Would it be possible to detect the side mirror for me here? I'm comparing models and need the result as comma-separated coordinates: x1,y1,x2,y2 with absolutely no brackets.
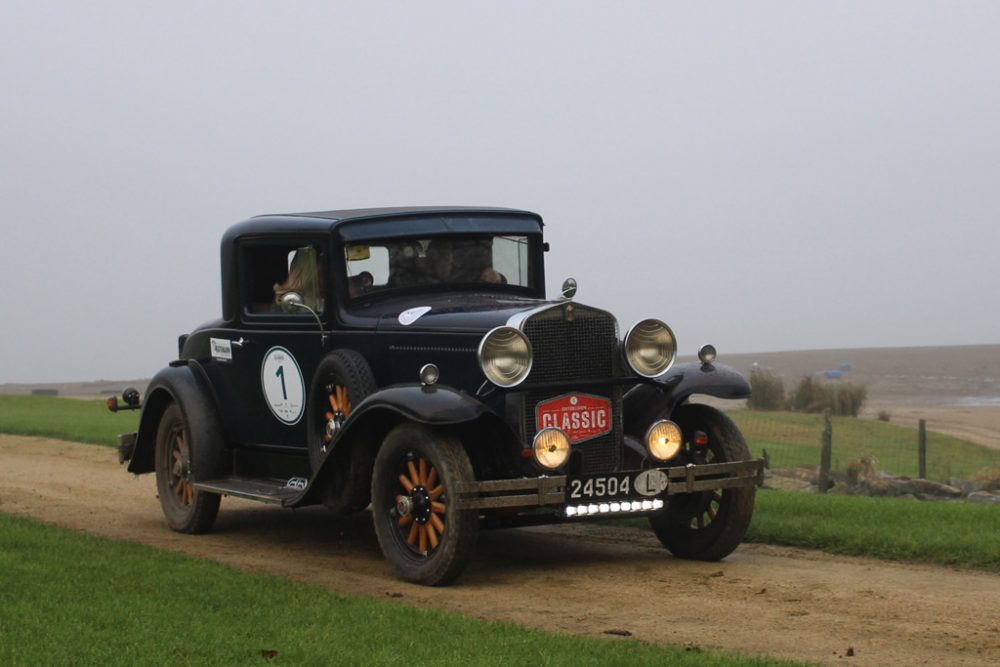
278,291,304,313
560,277,577,300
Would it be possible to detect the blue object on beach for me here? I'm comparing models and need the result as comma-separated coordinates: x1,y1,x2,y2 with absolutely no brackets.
824,370,843,379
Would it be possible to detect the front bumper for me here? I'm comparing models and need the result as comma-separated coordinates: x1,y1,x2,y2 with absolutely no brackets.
453,459,765,512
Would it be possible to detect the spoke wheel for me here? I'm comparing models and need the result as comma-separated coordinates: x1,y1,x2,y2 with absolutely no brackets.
649,404,755,561
393,453,448,556
307,350,375,472
372,424,478,586
322,384,352,448
154,404,220,533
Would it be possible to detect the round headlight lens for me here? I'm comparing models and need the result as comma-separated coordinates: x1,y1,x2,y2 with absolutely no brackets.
533,427,571,469
478,326,532,387
646,420,683,462
625,319,677,377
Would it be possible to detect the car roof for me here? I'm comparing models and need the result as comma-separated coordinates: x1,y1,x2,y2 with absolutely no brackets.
226,206,543,237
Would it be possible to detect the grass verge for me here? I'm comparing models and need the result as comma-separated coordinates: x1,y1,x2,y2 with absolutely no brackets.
746,489,1000,571
729,409,999,480
0,513,802,667
0,395,137,446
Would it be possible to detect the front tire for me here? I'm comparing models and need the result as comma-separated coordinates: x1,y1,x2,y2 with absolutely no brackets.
371,424,479,586
649,404,755,561
154,404,220,533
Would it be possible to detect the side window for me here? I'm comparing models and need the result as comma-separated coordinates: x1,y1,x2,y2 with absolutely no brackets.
244,244,326,315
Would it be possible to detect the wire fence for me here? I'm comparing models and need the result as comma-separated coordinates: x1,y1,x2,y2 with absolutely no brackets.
727,409,1000,485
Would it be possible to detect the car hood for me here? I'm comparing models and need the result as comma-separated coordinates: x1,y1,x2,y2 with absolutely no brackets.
369,293,555,333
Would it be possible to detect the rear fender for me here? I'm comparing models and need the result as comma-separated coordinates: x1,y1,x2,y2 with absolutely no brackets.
623,362,750,436
127,361,228,480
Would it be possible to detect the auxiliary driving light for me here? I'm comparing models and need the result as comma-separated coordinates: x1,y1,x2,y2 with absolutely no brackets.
698,343,717,365
645,419,683,462
533,427,571,469
419,363,440,386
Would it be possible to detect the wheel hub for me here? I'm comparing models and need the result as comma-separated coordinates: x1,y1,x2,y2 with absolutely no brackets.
410,486,432,524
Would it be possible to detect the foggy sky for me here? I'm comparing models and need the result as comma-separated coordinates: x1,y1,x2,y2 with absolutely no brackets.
1,1,998,383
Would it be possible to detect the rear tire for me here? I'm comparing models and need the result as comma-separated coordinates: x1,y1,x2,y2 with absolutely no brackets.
371,423,478,585
649,404,755,561
154,404,220,534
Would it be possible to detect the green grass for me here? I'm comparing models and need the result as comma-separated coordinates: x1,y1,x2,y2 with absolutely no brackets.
730,410,1000,480
0,514,803,667
0,395,137,446
747,490,1000,571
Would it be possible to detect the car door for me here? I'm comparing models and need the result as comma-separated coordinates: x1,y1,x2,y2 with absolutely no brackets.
212,238,330,450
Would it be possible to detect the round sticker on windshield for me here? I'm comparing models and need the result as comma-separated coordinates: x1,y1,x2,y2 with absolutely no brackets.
261,346,305,425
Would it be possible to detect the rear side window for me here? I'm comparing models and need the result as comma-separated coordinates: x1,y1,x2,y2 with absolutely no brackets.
243,243,327,316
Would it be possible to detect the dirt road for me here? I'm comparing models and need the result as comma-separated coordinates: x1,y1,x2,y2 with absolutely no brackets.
2,435,998,666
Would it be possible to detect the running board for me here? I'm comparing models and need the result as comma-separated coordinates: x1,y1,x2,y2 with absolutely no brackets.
193,476,308,505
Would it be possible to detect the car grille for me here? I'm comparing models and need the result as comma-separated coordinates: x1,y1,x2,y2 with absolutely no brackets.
520,305,623,474
522,304,618,384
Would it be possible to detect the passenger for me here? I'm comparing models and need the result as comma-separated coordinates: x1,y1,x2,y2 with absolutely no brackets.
273,249,325,311
450,238,505,284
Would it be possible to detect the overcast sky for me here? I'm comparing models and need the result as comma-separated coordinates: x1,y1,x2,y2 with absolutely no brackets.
1,1,998,383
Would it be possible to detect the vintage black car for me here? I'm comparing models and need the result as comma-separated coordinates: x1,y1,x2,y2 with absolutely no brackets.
115,206,763,585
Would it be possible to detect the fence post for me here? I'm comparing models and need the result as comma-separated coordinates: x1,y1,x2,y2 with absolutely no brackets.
819,409,833,492
918,419,927,479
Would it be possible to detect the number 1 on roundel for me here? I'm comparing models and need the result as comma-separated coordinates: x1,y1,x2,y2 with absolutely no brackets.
275,365,287,400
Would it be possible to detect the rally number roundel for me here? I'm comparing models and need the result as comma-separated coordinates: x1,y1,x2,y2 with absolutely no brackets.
260,346,305,425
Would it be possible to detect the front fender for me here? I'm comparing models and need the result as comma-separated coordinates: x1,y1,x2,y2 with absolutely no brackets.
623,362,750,435
296,384,517,508
127,361,227,480
349,384,496,425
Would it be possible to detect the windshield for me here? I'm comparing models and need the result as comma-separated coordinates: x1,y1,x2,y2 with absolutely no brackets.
344,234,533,298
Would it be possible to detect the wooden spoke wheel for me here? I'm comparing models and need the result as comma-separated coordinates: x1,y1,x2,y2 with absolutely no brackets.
307,350,375,472
371,424,478,586
393,453,448,556
649,404,755,561
154,404,220,534
322,383,353,447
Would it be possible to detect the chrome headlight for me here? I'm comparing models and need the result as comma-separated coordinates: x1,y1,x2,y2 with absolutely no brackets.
478,326,532,387
624,319,677,377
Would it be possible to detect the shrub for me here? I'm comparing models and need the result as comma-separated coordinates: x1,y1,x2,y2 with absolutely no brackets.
747,367,785,411
788,376,826,413
833,383,868,417
787,376,868,417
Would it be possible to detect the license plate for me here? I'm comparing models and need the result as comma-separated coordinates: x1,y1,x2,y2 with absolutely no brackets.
565,469,670,503
535,392,612,443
